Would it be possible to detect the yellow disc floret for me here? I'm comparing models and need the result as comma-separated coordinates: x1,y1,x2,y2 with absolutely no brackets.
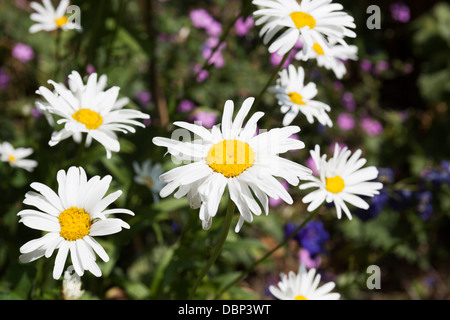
290,11,316,29
142,176,154,188
206,140,255,178
295,295,308,300
288,92,306,106
72,109,103,130
313,43,325,55
8,155,16,163
55,16,68,28
58,207,92,241
325,175,345,194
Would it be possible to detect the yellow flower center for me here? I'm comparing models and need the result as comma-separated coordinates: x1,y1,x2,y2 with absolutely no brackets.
288,92,306,105
58,207,92,241
326,175,345,194
55,16,68,28
313,43,324,55
72,109,103,130
8,155,16,163
142,176,154,188
206,140,255,178
290,11,316,29
295,295,308,300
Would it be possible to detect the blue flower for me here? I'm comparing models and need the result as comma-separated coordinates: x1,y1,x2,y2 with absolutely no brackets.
284,220,330,256
422,161,450,185
415,190,433,221
355,167,392,221
355,189,389,221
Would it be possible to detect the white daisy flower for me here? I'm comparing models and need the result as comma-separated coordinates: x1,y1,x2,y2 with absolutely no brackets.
300,144,383,219
269,265,340,300
296,39,358,79
153,97,312,232
269,64,332,127
253,0,356,57
29,0,78,33
36,71,150,159
133,159,165,203
0,141,38,172
18,166,134,279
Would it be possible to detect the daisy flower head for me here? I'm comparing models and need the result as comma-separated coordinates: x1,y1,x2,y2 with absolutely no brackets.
133,159,165,203
269,64,332,127
300,144,383,219
296,39,358,79
269,265,340,300
29,0,78,34
252,0,356,57
18,166,135,279
0,141,38,172
152,97,312,232
36,71,150,159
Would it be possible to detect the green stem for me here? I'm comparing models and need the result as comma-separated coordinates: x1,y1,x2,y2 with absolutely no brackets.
75,133,87,167
213,208,318,299
54,29,62,78
188,201,236,300
252,49,293,111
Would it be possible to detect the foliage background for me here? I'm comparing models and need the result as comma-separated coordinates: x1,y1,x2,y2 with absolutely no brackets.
0,0,449,300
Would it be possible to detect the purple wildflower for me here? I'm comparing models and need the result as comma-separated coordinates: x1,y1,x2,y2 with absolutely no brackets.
12,43,34,62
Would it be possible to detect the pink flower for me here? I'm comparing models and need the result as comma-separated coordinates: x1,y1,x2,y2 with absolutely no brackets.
361,117,383,136
390,2,410,23
193,64,209,82
202,47,225,68
135,91,152,107
298,248,322,269
341,92,356,111
190,9,214,29
178,99,196,113
12,43,34,62
189,110,217,128
337,113,355,131
375,61,389,75
360,59,372,72
205,20,222,37
86,64,96,75
235,16,254,36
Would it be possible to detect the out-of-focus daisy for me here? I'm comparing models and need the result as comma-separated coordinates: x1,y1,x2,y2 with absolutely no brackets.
18,166,134,279
0,141,38,172
153,97,312,232
62,265,84,300
296,39,358,79
300,144,383,219
253,0,356,56
29,0,78,33
269,265,340,300
133,159,165,203
36,71,149,159
269,64,332,127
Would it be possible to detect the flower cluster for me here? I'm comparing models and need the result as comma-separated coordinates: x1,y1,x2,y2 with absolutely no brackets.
1,0,405,301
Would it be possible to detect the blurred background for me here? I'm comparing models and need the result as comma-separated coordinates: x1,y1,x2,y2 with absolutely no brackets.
0,0,449,300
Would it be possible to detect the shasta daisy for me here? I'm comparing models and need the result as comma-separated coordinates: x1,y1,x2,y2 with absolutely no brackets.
153,97,312,232
300,144,383,219
18,166,134,279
